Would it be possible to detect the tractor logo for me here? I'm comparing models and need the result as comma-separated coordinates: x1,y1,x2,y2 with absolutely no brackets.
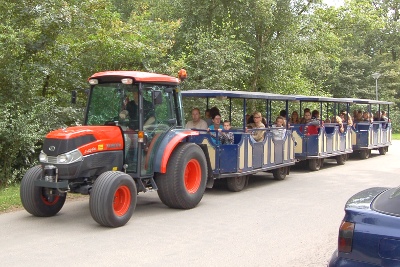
49,146,56,151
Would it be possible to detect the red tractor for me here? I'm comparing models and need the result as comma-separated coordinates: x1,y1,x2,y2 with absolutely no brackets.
20,70,208,227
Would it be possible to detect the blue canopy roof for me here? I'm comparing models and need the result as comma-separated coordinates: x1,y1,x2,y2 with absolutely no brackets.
181,89,297,101
181,89,393,105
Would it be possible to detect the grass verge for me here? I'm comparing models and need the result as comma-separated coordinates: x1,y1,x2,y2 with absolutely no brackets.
0,184,89,214
392,133,400,140
0,184,22,214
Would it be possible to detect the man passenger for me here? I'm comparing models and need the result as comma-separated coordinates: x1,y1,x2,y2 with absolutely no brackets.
185,108,208,129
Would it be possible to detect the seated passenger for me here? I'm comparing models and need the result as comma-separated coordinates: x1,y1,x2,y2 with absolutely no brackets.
362,111,373,123
311,110,320,120
208,113,223,142
354,110,363,123
120,90,155,129
208,113,223,130
271,116,286,140
247,114,254,125
209,106,220,119
340,111,353,126
204,109,213,126
335,116,345,133
218,120,234,145
289,111,300,124
300,111,312,124
185,108,208,129
381,111,389,122
246,111,266,142
374,111,384,121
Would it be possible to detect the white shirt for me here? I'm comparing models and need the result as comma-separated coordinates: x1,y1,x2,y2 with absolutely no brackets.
271,125,286,140
185,119,208,130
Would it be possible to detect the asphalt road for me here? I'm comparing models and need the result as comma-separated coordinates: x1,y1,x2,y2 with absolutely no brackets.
1,141,399,267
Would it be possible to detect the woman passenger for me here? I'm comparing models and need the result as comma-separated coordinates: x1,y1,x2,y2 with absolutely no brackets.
289,111,300,124
362,111,373,123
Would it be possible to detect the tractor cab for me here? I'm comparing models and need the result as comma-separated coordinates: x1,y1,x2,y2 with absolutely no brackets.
86,72,184,177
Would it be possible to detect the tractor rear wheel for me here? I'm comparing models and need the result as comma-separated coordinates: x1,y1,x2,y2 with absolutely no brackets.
20,166,66,217
379,147,387,155
89,171,137,227
227,176,249,192
156,143,207,209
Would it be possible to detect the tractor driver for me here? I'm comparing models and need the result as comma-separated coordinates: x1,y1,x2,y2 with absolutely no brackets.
120,89,155,130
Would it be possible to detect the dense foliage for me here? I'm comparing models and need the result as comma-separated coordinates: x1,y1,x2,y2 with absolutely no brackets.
0,0,399,186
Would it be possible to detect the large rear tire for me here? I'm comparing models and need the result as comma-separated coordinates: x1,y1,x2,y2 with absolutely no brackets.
308,159,322,171
273,167,288,180
20,166,66,217
227,176,249,192
89,171,137,227
156,143,207,209
378,147,387,155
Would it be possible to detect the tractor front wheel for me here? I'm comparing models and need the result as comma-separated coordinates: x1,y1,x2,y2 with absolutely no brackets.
20,166,66,217
89,171,137,227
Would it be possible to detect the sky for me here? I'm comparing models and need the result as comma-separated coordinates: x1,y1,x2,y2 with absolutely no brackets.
323,0,345,7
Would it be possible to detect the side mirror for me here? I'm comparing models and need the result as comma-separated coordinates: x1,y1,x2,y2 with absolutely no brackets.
71,90,77,104
152,90,163,105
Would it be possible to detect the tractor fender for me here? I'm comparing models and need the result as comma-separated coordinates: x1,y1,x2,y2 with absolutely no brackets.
153,130,200,173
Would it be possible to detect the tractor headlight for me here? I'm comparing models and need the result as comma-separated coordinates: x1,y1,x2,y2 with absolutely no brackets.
57,149,83,164
39,151,48,163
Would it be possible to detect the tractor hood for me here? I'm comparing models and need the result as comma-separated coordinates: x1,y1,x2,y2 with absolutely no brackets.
43,126,124,157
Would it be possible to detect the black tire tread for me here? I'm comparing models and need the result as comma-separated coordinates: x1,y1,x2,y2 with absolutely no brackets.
227,176,248,192
20,165,66,217
273,167,287,180
89,171,137,227
156,143,207,209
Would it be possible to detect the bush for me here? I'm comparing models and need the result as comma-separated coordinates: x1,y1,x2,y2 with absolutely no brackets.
0,98,83,187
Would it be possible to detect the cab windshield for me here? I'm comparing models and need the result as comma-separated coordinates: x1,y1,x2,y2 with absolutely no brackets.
85,82,183,130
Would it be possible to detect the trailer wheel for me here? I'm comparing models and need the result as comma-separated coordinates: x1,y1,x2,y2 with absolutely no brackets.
20,166,66,217
227,176,249,192
359,149,371,159
273,167,287,180
156,143,207,209
378,147,387,155
308,159,322,171
336,154,347,165
90,171,137,228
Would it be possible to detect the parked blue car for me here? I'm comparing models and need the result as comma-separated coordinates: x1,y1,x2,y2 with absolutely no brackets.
329,186,400,266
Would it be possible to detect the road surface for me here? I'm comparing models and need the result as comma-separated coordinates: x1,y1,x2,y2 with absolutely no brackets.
1,141,399,266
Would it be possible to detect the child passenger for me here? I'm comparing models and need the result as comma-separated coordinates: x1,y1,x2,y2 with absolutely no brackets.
218,120,234,144
271,116,286,140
